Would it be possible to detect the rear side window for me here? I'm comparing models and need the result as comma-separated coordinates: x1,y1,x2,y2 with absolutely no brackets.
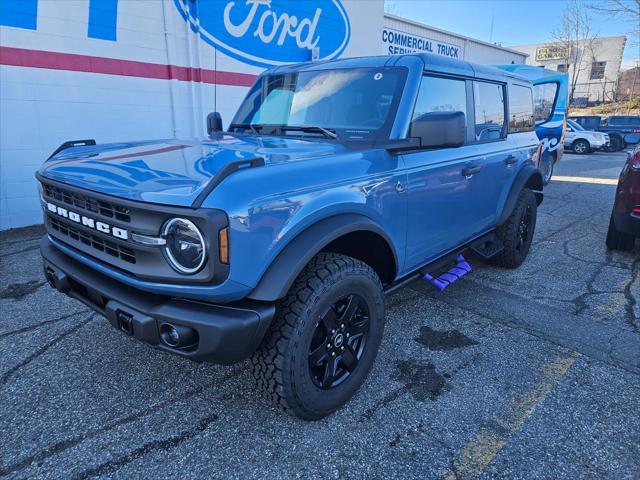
508,85,535,133
533,82,558,123
412,76,467,120
473,81,505,142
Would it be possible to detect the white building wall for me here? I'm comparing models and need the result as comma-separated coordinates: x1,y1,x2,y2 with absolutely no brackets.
382,13,527,64
0,0,383,230
513,36,626,103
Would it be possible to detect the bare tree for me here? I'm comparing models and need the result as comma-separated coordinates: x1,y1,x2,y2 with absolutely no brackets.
551,0,598,104
589,0,640,47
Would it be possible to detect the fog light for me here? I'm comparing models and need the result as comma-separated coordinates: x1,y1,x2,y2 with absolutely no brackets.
159,323,198,349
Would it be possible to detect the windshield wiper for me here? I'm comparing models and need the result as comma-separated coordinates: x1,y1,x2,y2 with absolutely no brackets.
228,123,261,134
278,125,338,139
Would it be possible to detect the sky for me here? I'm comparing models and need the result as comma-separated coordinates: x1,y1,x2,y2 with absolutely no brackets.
385,0,640,69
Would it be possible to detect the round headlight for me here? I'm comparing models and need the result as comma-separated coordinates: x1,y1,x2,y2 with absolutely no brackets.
162,218,206,274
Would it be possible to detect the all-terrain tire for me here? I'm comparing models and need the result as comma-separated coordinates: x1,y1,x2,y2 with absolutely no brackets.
606,212,635,251
250,253,385,420
490,188,537,268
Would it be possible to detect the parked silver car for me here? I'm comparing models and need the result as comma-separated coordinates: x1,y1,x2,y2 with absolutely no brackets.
564,119,610,154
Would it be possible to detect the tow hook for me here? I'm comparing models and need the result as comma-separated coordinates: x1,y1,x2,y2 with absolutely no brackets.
117,311,134,335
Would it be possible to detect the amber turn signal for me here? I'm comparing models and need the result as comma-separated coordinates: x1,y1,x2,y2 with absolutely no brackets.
218,227,229,264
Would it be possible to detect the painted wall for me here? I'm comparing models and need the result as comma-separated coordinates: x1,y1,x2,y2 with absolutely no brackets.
383,14,528,64
513,36,626,103
0,0,383,230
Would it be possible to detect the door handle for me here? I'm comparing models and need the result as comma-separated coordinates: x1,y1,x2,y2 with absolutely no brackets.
505,155,518,165
461,163,482,177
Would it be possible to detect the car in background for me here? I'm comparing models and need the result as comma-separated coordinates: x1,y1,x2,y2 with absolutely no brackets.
607,145,640,251
495,65,568,185
564,119,609,154
570,115,640,152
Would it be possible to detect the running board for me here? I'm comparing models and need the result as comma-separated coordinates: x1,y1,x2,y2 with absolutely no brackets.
421,255,472,293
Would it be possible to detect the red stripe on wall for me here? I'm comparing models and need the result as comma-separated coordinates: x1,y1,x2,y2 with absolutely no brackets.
0,46,257,87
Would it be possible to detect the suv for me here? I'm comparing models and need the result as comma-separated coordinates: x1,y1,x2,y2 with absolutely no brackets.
564,119,610,154
570,115,640,151
39,54,543,419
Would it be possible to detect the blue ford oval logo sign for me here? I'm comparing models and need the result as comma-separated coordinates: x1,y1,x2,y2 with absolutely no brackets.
173,0,351,68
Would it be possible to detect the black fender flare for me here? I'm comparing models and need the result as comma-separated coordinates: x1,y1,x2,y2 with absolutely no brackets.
497,165,543,226
247,214,398,302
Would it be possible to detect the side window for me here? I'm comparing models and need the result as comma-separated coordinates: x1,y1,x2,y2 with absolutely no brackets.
509,85,535,133
473,81,505,142
412,76,467,120
533,82,558,123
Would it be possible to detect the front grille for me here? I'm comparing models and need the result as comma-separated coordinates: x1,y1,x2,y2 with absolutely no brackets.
43,183,131,222
48,215,136,264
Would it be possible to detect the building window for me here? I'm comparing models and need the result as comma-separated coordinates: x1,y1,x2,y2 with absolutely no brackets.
590,61,606,80
557,64,568,73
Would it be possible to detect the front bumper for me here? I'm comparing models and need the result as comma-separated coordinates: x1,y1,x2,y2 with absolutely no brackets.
41,236,275,364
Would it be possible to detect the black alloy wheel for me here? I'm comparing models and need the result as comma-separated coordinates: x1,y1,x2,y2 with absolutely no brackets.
516,203,533,253
309,294,370,389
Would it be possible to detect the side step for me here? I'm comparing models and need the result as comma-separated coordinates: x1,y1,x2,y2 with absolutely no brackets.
422,255,472,293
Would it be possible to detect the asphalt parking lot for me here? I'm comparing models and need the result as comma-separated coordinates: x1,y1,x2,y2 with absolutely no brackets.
1,150,639,480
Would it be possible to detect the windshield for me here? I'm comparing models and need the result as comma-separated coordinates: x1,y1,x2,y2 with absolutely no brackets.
568,119,585,131
231,67,407,141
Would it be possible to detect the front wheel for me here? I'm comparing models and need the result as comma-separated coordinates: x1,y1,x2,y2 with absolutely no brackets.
572,139,590,154
251,253,385,420
490,188,537,268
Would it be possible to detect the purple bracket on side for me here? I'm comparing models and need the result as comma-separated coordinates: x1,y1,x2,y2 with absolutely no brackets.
422,255,472,293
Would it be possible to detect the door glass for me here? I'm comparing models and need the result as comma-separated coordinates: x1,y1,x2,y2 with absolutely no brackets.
473,82,505,141
509,85,535,133
533,82,558,123
412,76,467,120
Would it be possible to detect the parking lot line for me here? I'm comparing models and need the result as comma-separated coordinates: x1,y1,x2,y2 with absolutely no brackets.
552,175,618,185
441,351,579,480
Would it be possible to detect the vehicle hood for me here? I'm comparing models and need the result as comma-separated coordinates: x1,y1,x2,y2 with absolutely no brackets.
580,130,606,139
39,135,350,207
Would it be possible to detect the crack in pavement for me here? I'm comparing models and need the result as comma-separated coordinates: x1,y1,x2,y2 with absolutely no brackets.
622,257,640,334
0,314,95,386
70,413,219,480
0,309,90,340
0,244,40,259
0,368,241,477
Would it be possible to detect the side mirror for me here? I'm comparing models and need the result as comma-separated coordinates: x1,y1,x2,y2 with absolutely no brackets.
410,111,466,149
207,112,223,135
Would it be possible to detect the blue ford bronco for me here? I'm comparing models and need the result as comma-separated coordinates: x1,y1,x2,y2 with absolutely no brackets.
39,53,543,419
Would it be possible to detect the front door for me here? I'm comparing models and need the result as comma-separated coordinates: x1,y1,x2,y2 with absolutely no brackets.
403,76,512,271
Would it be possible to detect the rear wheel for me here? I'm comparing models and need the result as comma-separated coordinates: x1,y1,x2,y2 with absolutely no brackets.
251,253,384,420
490,188,537,268
606,213,635,251
541,152,555,185
572,139,590,154
608,135,623,152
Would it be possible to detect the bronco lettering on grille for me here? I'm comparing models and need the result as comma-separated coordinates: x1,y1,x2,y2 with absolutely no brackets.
46,202,129,240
